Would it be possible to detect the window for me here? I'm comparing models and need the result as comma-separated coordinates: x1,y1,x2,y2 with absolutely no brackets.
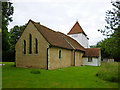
29,34,32,54
23,40,26,54
88,57,92,62
35,38,38,54
59,50,61,59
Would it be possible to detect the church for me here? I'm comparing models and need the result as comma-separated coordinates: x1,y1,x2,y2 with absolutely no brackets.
15,20,101,69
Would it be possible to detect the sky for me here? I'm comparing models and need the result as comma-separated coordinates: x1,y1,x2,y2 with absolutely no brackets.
8,0,113,46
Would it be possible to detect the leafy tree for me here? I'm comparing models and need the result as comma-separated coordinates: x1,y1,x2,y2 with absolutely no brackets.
98,0,120,36
2,2,14,61
90,45,97,48
98,0,120,60
9,25,26,61
90,40,111,59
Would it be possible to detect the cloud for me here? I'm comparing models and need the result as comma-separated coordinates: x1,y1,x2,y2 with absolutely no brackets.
8,0,112,45
12,0,111,3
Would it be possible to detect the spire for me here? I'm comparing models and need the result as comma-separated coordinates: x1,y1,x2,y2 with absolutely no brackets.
67,21,87,36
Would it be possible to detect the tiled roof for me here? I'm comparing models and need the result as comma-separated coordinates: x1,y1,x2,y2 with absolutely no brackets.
67,21,87,36
31,20,85,51
83,48,100,57
57,32,85,51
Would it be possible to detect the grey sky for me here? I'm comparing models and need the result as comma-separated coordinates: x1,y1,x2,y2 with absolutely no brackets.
9,0,113,45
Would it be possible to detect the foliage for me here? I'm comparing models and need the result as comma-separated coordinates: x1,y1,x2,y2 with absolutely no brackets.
90,45,96,48
98,0,120,60
96,62,118,82
91,38,118,59
9,25,26,46
98,0,120,36
2,62,118,88
2,2,14,61
9,25,26,61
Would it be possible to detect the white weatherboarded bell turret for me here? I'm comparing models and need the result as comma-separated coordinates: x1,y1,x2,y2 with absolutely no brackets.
67,21,89,48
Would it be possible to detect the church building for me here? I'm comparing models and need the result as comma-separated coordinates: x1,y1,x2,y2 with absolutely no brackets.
15,20,101,69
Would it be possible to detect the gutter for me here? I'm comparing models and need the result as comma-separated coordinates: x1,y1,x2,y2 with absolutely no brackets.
74,51,75,66
96,56,99,66
47,46,49,70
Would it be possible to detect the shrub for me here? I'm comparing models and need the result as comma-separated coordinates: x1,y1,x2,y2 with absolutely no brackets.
96,62,118,82
30,70,40,74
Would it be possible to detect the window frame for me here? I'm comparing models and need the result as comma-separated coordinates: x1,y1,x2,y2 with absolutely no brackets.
29,34,32,54
23,40,26,54
35,38,38,54
59,50,61,59
88,57,92,62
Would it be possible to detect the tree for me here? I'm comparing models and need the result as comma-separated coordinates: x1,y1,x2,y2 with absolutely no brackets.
9,25,26,61
90,39,111,59
2,2,14,61
98,0,120,60
98,0,120,36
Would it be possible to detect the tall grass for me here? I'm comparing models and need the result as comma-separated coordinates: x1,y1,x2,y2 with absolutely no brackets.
97,62,118,82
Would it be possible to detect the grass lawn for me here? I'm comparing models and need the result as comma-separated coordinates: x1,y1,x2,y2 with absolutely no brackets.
97,62,118,82
1,62,118,88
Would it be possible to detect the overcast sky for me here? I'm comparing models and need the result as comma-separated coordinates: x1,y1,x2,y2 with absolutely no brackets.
9,0,113,45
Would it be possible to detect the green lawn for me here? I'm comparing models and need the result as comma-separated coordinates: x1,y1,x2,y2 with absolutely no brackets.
1,62,118,88
97,62,118,82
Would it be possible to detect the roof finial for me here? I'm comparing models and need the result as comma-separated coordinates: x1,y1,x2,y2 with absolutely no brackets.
76,18,78,22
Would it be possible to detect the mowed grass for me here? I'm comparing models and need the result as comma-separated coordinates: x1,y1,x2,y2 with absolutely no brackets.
1,62,118,88
97,62,119,82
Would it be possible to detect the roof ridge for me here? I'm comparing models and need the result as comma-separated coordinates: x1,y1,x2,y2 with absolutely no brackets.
57,32,85,51
30,20,85,51
29,19,38,24
34,23,81,50
60,32,85,49
32,22,74,50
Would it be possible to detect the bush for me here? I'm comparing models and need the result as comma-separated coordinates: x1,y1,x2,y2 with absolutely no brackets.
30,70,40,74
96,62,118,82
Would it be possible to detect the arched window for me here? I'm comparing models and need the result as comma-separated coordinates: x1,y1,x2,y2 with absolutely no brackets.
35,38,38,54
29,34,32,54
23,40,26,54
59,50,61,59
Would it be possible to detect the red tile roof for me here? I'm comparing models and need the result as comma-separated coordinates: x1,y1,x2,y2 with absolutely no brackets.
83,48,100,57
31,20,85,51
67,21,87,36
